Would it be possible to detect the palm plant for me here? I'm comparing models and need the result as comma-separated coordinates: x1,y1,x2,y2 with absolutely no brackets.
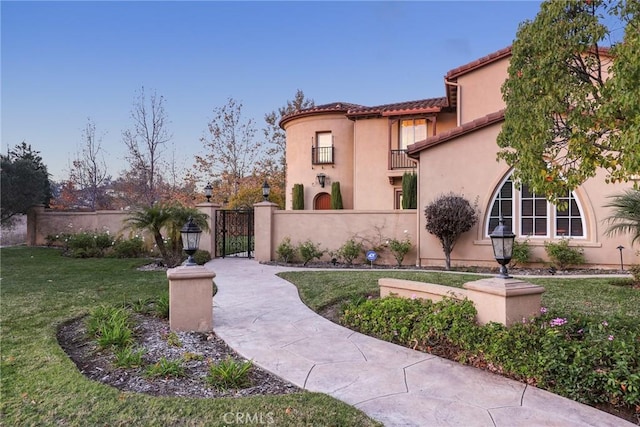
604,189,640,246
125,203,209,267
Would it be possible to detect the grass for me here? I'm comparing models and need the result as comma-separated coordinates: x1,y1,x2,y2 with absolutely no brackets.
280,270,640,320
0,247,381,426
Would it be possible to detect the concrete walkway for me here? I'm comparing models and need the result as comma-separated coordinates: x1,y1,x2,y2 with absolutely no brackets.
207,258,633,427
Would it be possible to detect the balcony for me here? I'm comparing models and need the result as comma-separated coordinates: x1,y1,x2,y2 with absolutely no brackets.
312,146,334,165
390,149,416,169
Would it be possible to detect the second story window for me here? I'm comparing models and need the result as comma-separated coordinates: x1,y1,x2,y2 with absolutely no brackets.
313,131,334,164
400,118,427,149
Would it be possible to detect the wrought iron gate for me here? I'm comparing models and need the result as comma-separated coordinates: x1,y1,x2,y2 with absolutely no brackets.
214,209,254,258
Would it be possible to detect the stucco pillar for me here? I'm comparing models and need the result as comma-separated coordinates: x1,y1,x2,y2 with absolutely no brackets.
253,201,278,262
196,202,221,257
167,265,216,332
463,278,545,327
26,205,45,246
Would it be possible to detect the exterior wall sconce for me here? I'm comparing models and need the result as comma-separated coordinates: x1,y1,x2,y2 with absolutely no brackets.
317,173,327,188
489,216,515,278
180,217,202,266
204,183,213,202
262,180,271,201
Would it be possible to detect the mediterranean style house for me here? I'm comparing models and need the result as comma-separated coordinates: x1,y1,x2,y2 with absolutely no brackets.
279,46,639,269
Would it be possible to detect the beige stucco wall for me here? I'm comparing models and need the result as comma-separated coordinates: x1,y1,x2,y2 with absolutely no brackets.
284,114,355,210
457,58,508,124
268,210,418,265
27,206,134,246
416,123,640,269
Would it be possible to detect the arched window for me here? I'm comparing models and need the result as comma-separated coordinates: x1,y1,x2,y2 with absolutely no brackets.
486,175,585,238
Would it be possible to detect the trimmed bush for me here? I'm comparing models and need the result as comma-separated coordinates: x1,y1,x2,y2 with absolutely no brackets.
544,239,585,269
292,184,304,210
401,172,417,209
331,182,343,209
193,249,212,265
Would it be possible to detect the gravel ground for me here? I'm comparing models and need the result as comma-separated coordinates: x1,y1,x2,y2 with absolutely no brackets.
57,313,301,398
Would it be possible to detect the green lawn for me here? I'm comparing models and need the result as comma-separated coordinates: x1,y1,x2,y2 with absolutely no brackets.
0,247,381,427
280,270,640,320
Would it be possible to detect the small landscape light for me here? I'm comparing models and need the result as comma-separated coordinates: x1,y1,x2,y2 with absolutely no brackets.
262,180,270,201
204,183,213,203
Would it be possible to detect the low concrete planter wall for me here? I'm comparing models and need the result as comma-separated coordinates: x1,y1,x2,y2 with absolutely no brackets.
379,277,545,327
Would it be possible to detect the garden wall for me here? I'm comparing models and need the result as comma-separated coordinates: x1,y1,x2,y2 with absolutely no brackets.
254,202,418,266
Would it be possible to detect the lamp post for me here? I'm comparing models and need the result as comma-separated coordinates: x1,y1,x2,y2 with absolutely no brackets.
180,217,202,266
489,216,516,278
617,245,624,271
262,180,270,201
204,183,212,203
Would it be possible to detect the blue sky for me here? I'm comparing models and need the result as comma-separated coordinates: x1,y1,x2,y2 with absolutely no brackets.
2,1,543,182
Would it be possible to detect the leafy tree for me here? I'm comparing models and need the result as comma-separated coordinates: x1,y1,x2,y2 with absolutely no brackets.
195,98,262,202
401,172,417,209
604,188,640,246
331,182,343,209
122,87,171,206
497,0,640,202
124,203,209,267
424,193,478,270
1,142,52,225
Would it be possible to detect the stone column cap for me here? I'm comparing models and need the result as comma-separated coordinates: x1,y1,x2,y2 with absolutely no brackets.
166,265,216,280
463,277,545,297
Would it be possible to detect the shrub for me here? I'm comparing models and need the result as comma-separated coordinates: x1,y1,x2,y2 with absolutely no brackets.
114,346,145,368
510,239,531,268
112,236,146,258
629,264,640,284
193,249,212,265
292,184,304,210
544,239,585,269
387,236,412,267
336,238,363,265
145,357,185,378
298,240,325,266
276,237,296,263
424,193,479,270
86,305,133,349
331,182,343,209
401,172,417,209
154,293,170,319
206,356,253,390
341,297,640,413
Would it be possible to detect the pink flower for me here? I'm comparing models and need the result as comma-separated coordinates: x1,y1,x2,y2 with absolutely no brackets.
602,321,608,327
549,318,567,327
540,307,548,314
608,335,614,341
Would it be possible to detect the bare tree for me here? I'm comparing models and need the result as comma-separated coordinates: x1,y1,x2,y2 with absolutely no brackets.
67,118,110,210
194,98,262,200
122,87,171,206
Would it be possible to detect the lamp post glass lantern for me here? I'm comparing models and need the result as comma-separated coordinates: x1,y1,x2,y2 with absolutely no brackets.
204,183,213,203
490,216,515,278
180,217,202,266
262,180,270,201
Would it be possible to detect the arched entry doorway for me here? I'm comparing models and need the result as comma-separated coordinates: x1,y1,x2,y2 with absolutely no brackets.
314,192,331,210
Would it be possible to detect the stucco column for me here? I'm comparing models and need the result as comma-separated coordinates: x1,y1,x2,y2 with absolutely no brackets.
463,278,546,327
253,201,278,262
167,265,216,332
26,205,46,246
196,202,221,257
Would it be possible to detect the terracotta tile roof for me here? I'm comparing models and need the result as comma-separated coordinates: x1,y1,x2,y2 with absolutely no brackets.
346,97,449,118
445,46,513,80
279,102,363,128
407,109,505,157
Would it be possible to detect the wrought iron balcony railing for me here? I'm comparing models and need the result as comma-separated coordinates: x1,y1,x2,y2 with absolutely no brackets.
312,146,334,165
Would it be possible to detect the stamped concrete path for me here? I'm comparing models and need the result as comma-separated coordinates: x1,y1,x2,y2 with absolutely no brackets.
207,258,633,427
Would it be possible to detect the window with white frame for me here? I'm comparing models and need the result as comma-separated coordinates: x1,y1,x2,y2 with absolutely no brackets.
400,118,427,149
313,131,333,164
486,176,585,238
